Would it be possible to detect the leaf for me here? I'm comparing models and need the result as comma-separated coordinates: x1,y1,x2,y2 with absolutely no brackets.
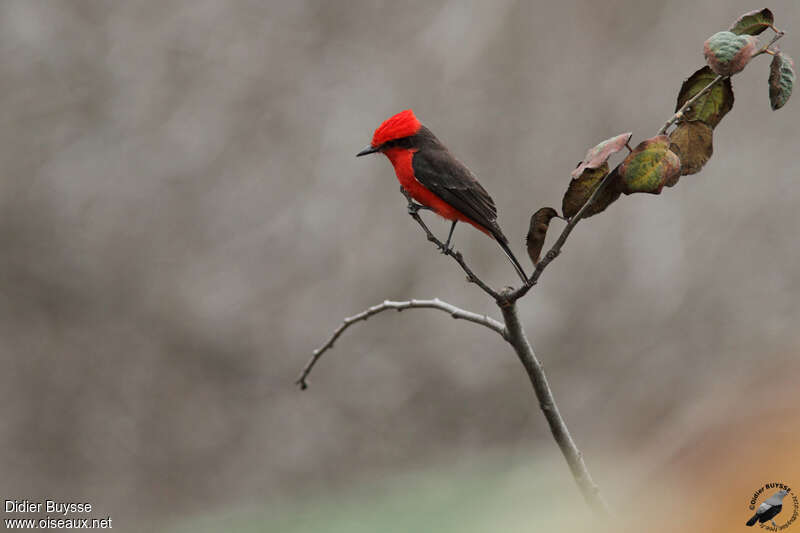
619,136,681,195
570,132,632,179
668,121,713,177
526,207,559,265
729,8,774,36
769,52,796,110
704,31,758,76
582,165,623,219
562,162,621,219
676,66,734,128
563,163,608,218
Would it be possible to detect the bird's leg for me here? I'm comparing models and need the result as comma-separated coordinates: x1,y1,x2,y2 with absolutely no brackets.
400,186,431,215
442,220,457,253
407,202,432,215
772,520,778,528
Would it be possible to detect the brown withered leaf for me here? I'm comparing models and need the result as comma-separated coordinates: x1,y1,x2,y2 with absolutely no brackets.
676,66,734,128
571,132,632,179
526,207,559,266
563,163,623,219
669,121,713,177
563,163,608,218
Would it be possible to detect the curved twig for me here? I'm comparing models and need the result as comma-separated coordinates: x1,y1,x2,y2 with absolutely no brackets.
296,298,507,389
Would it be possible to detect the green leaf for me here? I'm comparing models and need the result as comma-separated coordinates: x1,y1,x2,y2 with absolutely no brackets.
729,8,774,36
704,31,758,76
619,136,681,195
675,66,734,128
668,121,713,178
570,132,631,179
769,52,795,110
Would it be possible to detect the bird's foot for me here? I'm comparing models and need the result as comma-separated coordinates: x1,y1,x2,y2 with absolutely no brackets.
407,202,430,215
438,241,454,254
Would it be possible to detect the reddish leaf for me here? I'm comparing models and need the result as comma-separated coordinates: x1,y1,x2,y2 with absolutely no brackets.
571,132,632,179
704,31,758,76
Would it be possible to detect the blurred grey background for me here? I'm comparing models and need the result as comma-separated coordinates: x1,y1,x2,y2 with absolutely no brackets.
1,1,798,532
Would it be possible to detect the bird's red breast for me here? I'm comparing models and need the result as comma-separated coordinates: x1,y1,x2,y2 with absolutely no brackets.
383,146,491,236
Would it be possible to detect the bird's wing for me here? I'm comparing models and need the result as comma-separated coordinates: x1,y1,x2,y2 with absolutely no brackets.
757,502,772,514
411,148,502,237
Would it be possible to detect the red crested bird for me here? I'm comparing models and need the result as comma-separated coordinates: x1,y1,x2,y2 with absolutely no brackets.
357,109,528,283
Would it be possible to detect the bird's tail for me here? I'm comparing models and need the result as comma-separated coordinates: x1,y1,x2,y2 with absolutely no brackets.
495,238,528,284
746,514,759,526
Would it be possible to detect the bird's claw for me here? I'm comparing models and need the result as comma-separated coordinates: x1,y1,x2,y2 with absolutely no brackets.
407,202,428,215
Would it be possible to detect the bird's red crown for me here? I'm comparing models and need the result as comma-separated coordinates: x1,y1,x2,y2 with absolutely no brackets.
371,109,422,147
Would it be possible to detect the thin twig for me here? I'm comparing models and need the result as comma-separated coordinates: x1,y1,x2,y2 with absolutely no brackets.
499,297,610,515
511,27,787,301
657,27,785,136
508,165,620,302
752,28,785,59
401,188,501,300
657,74,726,136
296,298,507,389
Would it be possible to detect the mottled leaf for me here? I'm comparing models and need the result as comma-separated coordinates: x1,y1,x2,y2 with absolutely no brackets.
729,8,774,36
769,52,796,110
570,132,632,179
704,31,758,76
619,136,681,195
676,66,734,128
563,163,608,218
583,165,623,219
562,162,621,219
526,207,559,265
668,121,713,177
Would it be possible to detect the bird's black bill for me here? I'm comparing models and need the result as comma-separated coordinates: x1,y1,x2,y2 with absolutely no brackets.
356,145,379,157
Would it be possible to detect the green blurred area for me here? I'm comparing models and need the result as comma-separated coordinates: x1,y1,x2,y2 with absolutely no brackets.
168,454,590,533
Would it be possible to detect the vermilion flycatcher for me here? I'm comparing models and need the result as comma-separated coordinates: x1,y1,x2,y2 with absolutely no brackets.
357,109,527,282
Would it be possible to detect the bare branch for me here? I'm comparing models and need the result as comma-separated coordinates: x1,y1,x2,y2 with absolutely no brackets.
498,296,611,515
401,188,501,300
296,298,507,389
